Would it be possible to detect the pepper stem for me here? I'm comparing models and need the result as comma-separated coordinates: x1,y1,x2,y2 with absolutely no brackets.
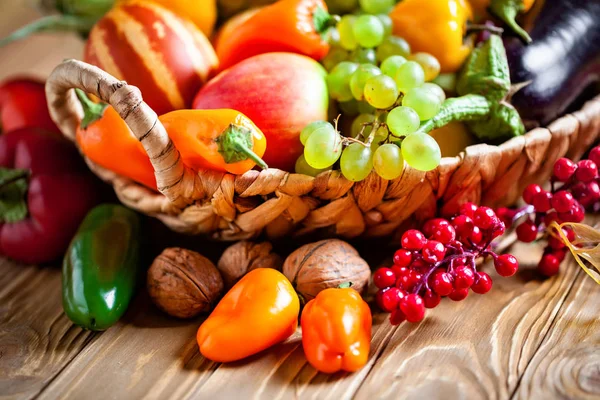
488,0,532,43
0,15,98,47
216,124,268,170
313,5,338,38
0,167,30,223
75,88,108,129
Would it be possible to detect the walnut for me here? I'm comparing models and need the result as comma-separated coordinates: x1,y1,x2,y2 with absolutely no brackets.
217,241,283,288
283,239,370,301
147,248,224,318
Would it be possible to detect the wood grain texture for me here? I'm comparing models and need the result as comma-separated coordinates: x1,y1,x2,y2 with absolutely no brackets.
0,260,95,400
352,242,587,400
514,269,600,400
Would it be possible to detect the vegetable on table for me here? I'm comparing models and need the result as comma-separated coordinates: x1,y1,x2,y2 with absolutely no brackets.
301,286,372,373
63,204,141,331
159,109,268,174
0,128,100,264
84,0,218,115
283,239,371,302
214,0,335,70
193,52,329,172
0,78,59,134
75,90,157,190
147,247,224,319
390,0,474,73
217,241,283,289
505,0,600,126
197,268,300,362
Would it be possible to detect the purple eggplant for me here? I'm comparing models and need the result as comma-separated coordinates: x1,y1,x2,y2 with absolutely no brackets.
505,0,600,127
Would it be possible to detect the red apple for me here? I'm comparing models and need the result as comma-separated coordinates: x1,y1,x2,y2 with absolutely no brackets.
192,52,329,172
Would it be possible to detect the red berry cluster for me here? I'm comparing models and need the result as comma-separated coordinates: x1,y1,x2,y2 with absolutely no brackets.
374,203,518,325
497,146,600,276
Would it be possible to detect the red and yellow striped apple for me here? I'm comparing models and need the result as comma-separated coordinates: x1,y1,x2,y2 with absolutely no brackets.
192,53,329,172
84,0,218,115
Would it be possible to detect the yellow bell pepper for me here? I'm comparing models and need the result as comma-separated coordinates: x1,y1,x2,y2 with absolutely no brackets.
390,0,474,73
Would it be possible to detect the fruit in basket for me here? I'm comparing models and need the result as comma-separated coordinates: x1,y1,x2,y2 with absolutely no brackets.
429,122,475,157
147,248,224,318
0,129,100,264
193,53,328,172
214,0,334,70
0,78,59,134
75,90,157,190
197,268,300,362
390,0,474,73
63,204,141,331
160,109,268,174
282,239,370,301
505,0,600,126
84,0,218,115
301,287,371,373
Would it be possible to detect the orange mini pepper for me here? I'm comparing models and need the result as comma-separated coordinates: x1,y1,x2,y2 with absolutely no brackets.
390,0,474,73
215,0,334,70
301,287,372,373
159,109,268,175
76,92,267,186
197,268,300,362
75,90,157,190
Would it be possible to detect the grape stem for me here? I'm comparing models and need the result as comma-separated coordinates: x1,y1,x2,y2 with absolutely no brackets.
365,110,385,147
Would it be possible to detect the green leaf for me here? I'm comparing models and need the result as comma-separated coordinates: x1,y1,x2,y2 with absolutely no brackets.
549,222,600,285
0,168,30,223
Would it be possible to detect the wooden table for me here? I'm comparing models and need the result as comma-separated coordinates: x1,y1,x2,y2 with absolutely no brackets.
1,3,600,400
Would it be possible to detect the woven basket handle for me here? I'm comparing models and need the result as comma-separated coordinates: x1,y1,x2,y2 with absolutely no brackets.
46,59,190,202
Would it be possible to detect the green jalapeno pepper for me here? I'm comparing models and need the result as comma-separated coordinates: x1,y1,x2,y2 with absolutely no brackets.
62,204,142,331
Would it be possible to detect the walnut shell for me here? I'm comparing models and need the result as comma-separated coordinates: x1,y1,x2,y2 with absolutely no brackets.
217,241,283,288
147,247,224,318
283,239,370,301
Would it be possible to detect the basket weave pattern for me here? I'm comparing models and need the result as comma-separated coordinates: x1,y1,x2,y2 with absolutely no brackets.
47,60,600,241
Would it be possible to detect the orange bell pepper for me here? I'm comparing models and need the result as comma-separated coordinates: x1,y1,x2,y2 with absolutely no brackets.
215,0,334,70
301,287,372,373
213,7,262,49
75,90,157,190
390,0,474,73
197,268,300,362
159,109,268,175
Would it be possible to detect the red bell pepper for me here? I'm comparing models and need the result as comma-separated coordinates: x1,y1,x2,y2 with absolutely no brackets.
0,128,100,264
0,78,59,134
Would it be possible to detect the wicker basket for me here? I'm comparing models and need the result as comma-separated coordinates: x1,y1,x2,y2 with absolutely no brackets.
46,59,600,241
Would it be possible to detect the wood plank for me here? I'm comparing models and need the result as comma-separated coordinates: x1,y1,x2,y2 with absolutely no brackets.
350,241,584,400
513,269,600,400
0,260,96,400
